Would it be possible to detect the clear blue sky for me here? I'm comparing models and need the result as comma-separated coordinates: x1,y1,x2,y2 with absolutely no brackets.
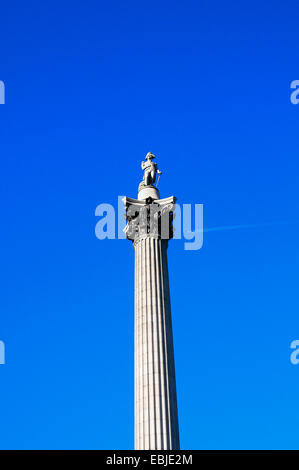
0,0,299,450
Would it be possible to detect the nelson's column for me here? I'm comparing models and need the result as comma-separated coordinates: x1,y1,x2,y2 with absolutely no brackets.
123,152,180,450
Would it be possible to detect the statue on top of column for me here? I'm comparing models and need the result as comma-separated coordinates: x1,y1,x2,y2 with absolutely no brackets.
140,152,162,188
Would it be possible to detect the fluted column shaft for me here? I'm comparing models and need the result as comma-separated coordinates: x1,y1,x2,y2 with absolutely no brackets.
134,236,179,450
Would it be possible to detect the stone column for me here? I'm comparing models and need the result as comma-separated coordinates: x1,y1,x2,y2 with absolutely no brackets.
123,195,180,450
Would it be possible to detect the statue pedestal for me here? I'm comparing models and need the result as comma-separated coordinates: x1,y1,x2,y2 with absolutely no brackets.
138,185,160,201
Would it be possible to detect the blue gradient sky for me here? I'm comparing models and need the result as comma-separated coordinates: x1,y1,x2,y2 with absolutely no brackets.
0,0,299,449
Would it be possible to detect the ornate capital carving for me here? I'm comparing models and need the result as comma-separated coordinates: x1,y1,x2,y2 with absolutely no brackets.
123,196,176,244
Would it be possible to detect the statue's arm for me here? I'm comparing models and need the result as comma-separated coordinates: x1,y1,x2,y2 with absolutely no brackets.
141,161,146,170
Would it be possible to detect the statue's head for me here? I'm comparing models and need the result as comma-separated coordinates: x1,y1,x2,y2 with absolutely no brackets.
145,152,155,161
